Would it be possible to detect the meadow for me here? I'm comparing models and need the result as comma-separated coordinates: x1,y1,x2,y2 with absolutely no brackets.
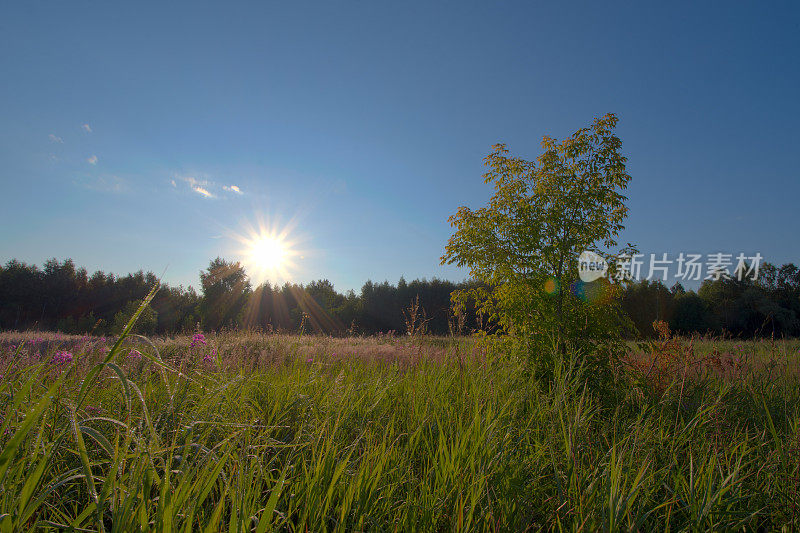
0,325,798,531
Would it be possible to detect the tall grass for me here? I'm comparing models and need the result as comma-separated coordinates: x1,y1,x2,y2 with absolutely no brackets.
0,306,797,529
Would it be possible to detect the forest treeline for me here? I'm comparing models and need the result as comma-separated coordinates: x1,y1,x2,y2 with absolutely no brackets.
0,258,483,336
1,257,798,338
623,261,800,337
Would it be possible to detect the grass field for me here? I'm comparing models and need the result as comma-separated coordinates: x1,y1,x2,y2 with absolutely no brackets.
0,327,798,531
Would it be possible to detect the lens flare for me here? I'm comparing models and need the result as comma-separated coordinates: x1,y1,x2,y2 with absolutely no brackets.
570,280,586,300
544,277,560,295
572,278,615,305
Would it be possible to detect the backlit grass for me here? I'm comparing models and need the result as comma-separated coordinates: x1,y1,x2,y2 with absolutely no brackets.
0,317,797,530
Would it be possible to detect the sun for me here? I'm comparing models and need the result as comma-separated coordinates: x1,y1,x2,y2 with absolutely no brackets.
242,231,295,282
229,216,303,284
250,237,287,271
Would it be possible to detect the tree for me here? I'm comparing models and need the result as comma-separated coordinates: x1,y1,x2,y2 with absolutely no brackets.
359,281,401,333
621,280,675,337
670,293,712,334
306,280,344,312
113,299,158,335
441,113,634,375
199,258,251,331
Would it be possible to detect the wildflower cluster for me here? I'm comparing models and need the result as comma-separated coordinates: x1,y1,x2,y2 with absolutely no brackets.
191,333,206,348
51,350,73,365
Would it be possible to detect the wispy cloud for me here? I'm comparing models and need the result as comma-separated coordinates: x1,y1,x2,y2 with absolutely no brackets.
48,134,63,144
181,176,216,198
176,175,242,199
87,155,98,165
193,186,213,198
82,124,92,133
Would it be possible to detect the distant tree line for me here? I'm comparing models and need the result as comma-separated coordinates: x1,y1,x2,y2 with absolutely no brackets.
0,258,484,336
1,258,797,338
0,259,199,335
192,258,486,335
621,262,800,338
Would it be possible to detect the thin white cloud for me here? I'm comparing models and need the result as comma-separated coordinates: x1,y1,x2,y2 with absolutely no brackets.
87,155,98,165
180,176,215,198
223,184,243,194
48,134,63,144
82,124,92,133
174,174,224,199
193,186,213,198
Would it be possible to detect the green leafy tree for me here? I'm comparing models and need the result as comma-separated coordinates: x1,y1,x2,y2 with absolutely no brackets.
621,280,676,337
199,258,251,331
670,292,713,334
113,299,158,335
441,113,634,376
306,279,345,313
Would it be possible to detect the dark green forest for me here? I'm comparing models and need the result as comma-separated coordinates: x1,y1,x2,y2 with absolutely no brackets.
1,257,798,338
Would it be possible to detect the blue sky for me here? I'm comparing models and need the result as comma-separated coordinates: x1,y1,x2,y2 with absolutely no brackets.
1,1,798,292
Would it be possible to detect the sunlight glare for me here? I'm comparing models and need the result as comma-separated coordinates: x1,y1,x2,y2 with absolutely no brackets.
250,237,287,271
230,216,303,285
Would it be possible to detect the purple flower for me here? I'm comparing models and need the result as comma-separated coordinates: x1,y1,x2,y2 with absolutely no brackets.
306,355,314,363
51,350,73,365
191,333,207,348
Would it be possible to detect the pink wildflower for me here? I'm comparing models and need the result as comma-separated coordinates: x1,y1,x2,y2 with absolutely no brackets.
191,333,207,348
51,350,73,365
